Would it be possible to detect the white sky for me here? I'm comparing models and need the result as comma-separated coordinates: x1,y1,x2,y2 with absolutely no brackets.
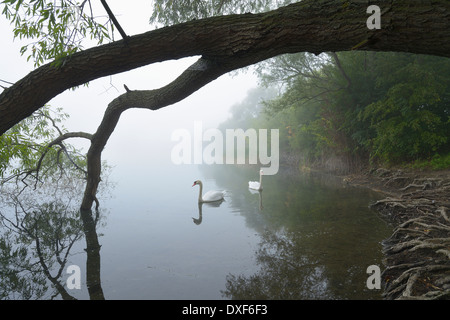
0,1,259,166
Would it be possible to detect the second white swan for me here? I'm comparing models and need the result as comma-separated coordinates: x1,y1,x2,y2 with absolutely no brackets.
192,180,225,203
249,169,263,191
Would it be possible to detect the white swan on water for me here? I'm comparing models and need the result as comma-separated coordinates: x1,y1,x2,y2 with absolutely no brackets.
249,169,263,191
192,180,225,203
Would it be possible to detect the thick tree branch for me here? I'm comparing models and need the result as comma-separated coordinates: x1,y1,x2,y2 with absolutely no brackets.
80,57,230,210
1,0,449,135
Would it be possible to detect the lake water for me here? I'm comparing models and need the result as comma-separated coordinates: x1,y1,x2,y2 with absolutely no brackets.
0,163,392,300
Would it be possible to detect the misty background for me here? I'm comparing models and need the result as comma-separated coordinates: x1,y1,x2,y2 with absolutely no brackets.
0,0,259,173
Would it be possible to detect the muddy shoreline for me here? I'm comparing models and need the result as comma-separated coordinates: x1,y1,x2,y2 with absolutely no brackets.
341,168,450,300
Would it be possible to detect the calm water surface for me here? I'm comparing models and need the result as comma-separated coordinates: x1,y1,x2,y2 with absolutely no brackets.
1,163,392,300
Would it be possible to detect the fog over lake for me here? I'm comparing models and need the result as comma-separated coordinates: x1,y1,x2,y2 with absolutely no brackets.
0,1,394,300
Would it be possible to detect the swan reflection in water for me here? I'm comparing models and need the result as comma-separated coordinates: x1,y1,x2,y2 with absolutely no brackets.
249,188,264,211
193,190,263,226
192,179,226,225
192,199,224,225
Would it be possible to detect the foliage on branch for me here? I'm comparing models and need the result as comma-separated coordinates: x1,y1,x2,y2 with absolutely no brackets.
149,0,293,25
1,0,113,66
0,105,87,188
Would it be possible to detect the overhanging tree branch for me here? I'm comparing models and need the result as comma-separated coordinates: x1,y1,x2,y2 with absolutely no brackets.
80,56,230,210
1,0,449,135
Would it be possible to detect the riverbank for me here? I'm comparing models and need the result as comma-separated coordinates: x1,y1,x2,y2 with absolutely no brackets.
341,167,450,300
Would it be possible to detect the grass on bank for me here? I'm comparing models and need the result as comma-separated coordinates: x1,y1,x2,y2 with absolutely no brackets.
403,153,450,170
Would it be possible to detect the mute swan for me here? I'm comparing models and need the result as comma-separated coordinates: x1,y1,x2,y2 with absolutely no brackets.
192,180,225,203
249,169,263,191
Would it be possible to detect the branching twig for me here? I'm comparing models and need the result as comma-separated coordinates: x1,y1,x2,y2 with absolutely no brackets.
99,0,128,41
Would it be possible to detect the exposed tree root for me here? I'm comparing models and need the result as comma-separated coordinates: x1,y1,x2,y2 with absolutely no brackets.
360,169,450,300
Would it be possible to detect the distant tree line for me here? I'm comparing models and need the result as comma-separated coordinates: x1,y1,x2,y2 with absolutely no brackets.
220,52,450,172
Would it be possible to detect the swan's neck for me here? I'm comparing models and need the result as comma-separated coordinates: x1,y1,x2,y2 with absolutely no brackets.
197,182,203,202
259,172,263,187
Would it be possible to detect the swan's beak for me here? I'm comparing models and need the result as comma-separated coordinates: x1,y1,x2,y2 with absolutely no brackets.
192,182,196,187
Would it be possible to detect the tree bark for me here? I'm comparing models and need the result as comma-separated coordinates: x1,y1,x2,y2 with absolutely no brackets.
1,0,450,135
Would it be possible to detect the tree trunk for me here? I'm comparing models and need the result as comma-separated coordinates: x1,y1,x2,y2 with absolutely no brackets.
1,0,449,135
